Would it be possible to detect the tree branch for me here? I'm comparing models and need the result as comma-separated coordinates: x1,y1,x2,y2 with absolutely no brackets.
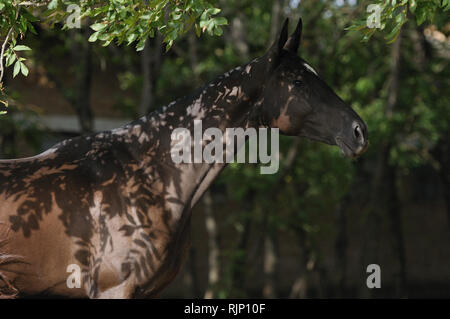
0,7,20,85
16,1,50,7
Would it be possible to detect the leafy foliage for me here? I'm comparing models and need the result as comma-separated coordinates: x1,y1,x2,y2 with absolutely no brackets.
348,0,449,42
0,0,227,94
46,0,228,51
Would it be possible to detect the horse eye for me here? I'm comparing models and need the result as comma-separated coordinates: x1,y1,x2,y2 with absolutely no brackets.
293,80,303,87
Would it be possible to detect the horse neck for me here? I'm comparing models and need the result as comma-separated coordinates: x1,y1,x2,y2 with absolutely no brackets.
116,58,267,225
137,57,266,155
165,57,265,130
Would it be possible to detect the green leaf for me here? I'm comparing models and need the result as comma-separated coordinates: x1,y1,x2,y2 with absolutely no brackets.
165,40,173,52
13,61,21,78
6,54,16,67
127,33,138,45
90,23,107,32
14,45,31,51
346,20,367,32
442,0,450,10
213,17,227,26
172,12,182,20
88,31,99,42
195,23,201,37
214,26,223,36
27,22,38,35
47,0,58,10
136,38,146,51
20,62,29,76
409,0,417,13
416,8,427,25
207,8,221,15
21,8,40,23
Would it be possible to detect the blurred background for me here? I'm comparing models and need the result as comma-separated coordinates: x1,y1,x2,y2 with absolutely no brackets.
0,0,449,298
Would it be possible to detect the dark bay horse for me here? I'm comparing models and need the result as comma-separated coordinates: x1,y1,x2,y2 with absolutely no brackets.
0,18,368,298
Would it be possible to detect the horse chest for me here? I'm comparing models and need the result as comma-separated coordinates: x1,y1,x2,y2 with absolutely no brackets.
131,210,192,297
85,193,192,298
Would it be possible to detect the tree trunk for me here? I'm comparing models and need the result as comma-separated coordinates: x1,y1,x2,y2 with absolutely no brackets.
0,128,17,159
334,193,350,297
230,13,249,61
139,40,153,115
289,220,329,298
204,190,220,299
261,138,300,298
269,0,284,45
69,25,93,133
188,31,201,85
334,158,371,298
139,34,163,115
410,25,450,227
0,73,16,158
433,138,450,227
231,215,251,294
289,226,312,298
385,30,407,298
386,164,407,297
185,245,202,297
262,233,277,298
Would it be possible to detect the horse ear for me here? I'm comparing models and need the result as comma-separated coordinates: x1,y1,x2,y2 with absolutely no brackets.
268,18,289,58
283,18,302,53
277,18,289,53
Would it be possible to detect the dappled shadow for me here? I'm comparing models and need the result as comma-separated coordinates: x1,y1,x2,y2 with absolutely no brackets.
0,114,187,297
0,65,260,295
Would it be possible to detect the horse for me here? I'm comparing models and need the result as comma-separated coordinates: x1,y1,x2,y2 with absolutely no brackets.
0,18,368,298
